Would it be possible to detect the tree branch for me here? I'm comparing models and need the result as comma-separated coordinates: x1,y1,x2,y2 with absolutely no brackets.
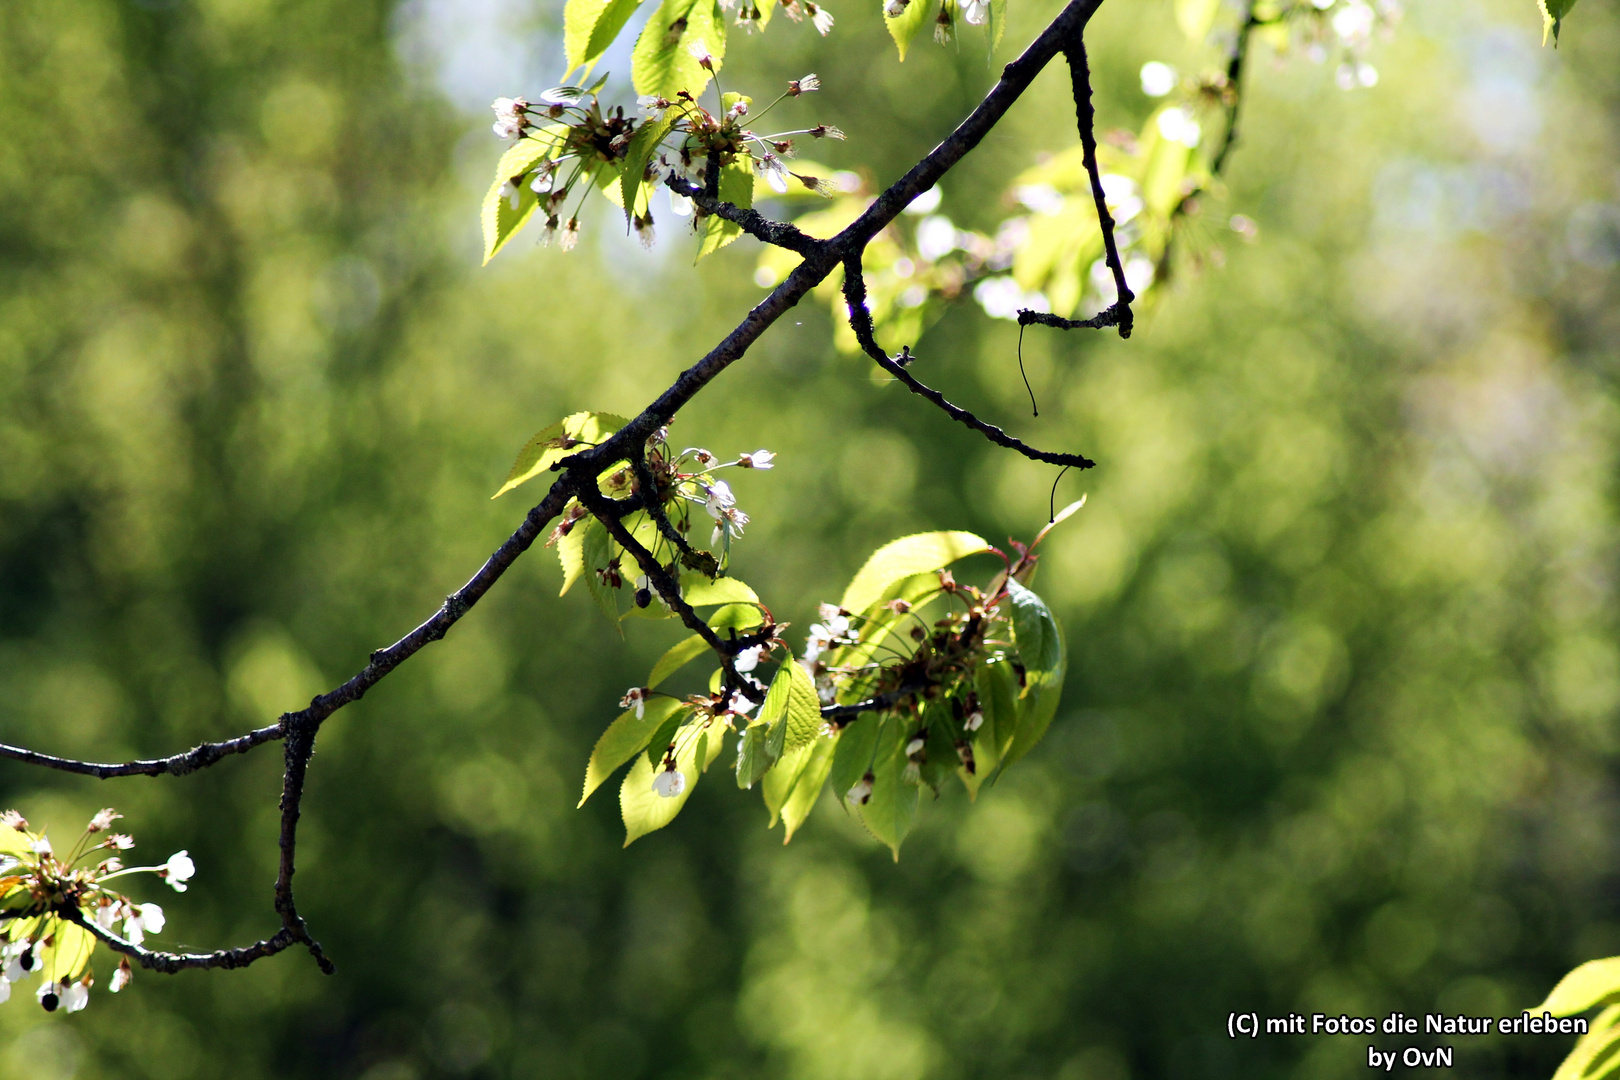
667,176,822,254
841,256,1096,470
1063,36,1134,337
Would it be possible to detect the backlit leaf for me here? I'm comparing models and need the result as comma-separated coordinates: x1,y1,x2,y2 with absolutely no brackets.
621,715,726,845
696,155,756,260
839,530,991,616
494,411,630,499
884,0,932,61
581,698,687,806
482,129,567,264
632,0,725,99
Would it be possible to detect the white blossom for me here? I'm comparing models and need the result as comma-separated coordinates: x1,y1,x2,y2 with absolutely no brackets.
669,189,694,217
905,735,926,756
790,73,820,94
964,708,984,732
807,2,834,33
727,688,759,716
737,449,774,469
846,775,874,805
704,480,736,515
62,981,89,1013
638,94,667,119
734,645,769,673
620,687,647,719
1155,107,1201,148
559,217,581,252
138,902,165,935
164,850,196,891
88,808,121,833
962,0,987,24
0,977,10,1004
652,767,687,798
29,837,51,856
884,0,908,15
110,959,132,993
686,38,713,66
3,942,35,983
710,506,750,546
500,180,520,211
758,153,790,194
95,900,120,931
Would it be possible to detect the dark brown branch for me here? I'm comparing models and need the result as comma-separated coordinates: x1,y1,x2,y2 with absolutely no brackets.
64,908,308,974
841,256,1096,470
0,723,283,779
1017,303,1131,332
1063,37,1133,338
667,176,822,255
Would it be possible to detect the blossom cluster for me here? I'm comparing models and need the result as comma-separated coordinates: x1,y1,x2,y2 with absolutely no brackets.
0,808,193,1013
491,68,842,252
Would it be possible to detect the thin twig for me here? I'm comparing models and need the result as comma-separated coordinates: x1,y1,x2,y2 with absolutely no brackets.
1064,36,1133,338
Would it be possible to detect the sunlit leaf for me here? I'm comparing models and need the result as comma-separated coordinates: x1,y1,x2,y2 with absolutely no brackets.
481,129,567,264
828,712,881,802
494,412,630,499
621,114,674,226
1539,0,1577,45
683,574,759,606
580,698,687,806
566,0,646,72
632,0,725,99
1540,958,1620,1016
621,715,726,845
839,530,991,616
40,918,94,982
696,155,756,260
649,634,710,689
556,513,588,597
735,720,775,789
987,0,1006,54
855,720,918,859
776,736,834,841
1552,1005,1620,1080
581,516,624,635
884,0,932,61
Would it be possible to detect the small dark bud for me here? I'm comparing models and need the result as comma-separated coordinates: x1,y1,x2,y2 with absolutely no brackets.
40,992,58,1012
911,626,926,641
19,950,34,972
635,588,652,608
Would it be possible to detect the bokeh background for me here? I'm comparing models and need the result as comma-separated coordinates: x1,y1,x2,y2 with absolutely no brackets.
2,0,1619,1075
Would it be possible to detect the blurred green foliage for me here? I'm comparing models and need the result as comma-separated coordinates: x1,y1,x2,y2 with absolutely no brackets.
1,0,1619,1076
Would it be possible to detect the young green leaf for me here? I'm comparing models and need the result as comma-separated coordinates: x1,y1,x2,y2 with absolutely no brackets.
708,602,766,633
621,114,675,226
776,736,835,841
757,658,822,758
696,155,756,260
987,0,1006,55
566,0,646,73
839,530,991,616
632,0,726,98
1539,0,1577,45
494,411,630,499
556,512,588,597
581,698,687,805
683,574,759,606
884,0,932,61
735,720,776,789
481,130,566,264
1539,957,1620,1016
855,720,918,859
648,634,710,689
1551,1004,1620,1080
40,919,95,983
580,517,625,635
828,712,881,802
620,716,726,845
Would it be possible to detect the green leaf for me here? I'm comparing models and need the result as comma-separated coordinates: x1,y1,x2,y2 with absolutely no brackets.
1539,0,1577,45
709,602,766,633
1007,578,1062,677
696,155,756,260
648,635,709,689
621,114,674,226
987,0,1006,54
1033,493,1086,548
855,720,918,859
40,918,95,982
642,706,687,766
1003,580,1066,769
580,517,624,634
735,721,773,788
494,411,630,499
1175,0,1220,40
555,510,588,597
975,657,1019,762
757,659,823,757
683,574,759,606
884,0,932,60
1540,958,1620,1017
632,0,725,99
481,130,566,264
776,736,835,841
839,530,991,616
620,715,726,845
566,0,646,72
828,713,880,802
1553,1004,1620,1080
580,698,687,806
